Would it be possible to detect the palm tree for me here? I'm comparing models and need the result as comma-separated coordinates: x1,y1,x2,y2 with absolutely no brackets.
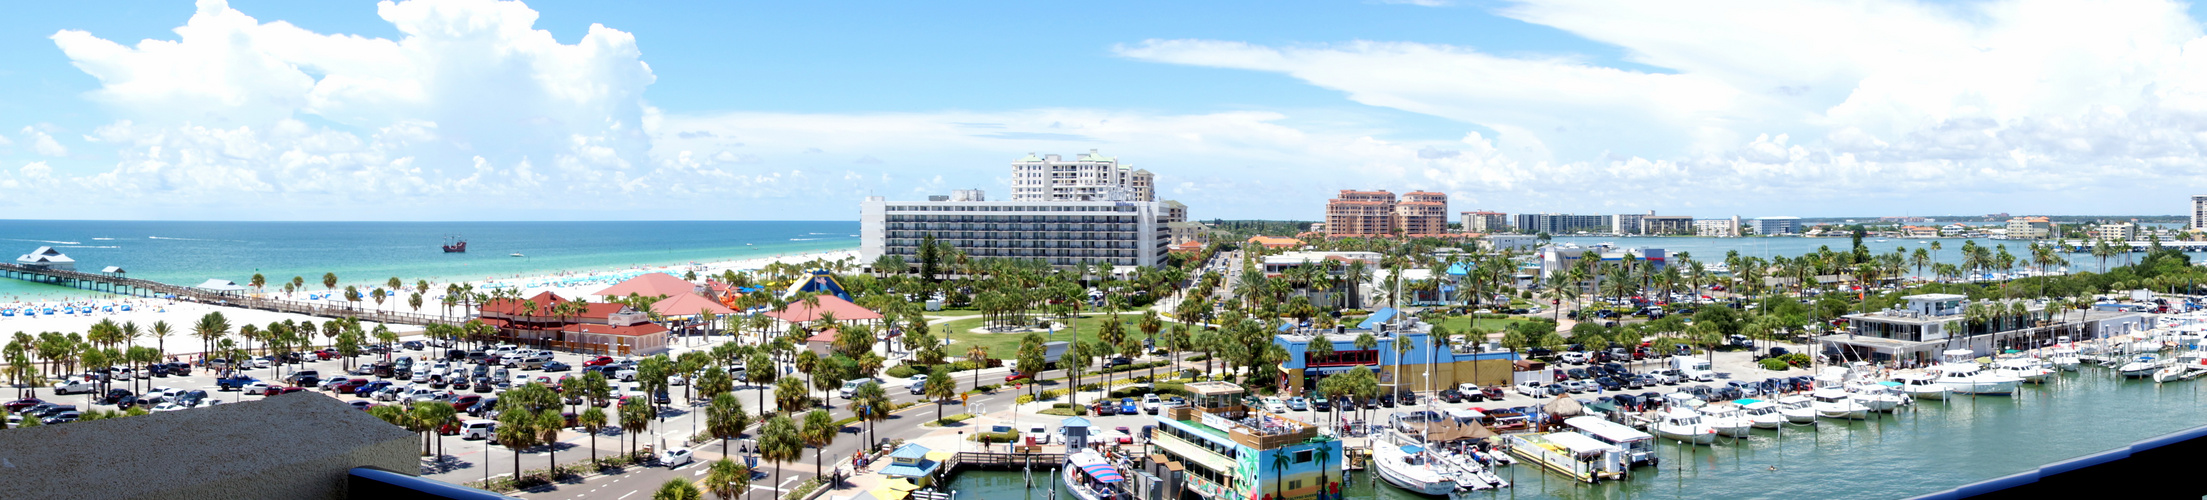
580,406,609,468
703,458,752,500
965,345,989,390
620,398,655,458
322,272,339,293
759,415,801,500
801,409,836,483
850,382,889,446
653,478,704,500
708,393,748,458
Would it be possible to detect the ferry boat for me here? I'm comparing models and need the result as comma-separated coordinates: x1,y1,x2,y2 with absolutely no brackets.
1563,416,1658,467
1063,450,1131,500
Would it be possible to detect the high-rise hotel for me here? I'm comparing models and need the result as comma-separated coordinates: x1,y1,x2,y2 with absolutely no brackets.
861,151,1175,268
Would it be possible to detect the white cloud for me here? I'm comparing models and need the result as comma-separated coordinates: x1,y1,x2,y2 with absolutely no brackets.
1115,0,2207,215
20,126,67,156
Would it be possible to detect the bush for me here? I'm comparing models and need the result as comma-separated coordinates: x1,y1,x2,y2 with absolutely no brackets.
970,430,1021,443
929,413,976,426
885,365,919,378
1051,402,1075,409
1187,355,1210,362
1780,353,1812,367
1039,388,1065,400
787,478,824,499
1015,394,1035,404
1758,358,1791,371
975,383,1001,393
1039,407,1088,416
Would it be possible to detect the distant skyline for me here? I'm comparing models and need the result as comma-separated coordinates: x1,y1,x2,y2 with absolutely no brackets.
8,0,2207,221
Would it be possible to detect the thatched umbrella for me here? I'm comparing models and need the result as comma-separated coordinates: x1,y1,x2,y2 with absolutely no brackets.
1545,395,1585,418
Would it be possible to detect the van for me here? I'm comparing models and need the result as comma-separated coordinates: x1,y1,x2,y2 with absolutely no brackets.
460,420,497,440
839,378,879,399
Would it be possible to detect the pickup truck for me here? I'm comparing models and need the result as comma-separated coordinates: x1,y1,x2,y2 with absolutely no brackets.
52,378,98,395
216,376,260,391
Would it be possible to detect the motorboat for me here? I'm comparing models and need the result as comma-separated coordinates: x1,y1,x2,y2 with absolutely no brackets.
1697,401,1754,437
1810,389,1868,420
1991,357,2053,384
2118,354,2165,379
1844,382,1905,412
2153,351,2207,383
1736,399,1787,429
1647,408,1718,445
2045,347,2082,372
1895,373,1951,400
1373,444,1461,495
1774,395,1819,424
1063,450,1132,500
1564,416,1659,467
1933,350,2022,395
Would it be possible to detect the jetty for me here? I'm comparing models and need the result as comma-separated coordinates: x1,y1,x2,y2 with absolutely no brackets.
0,261,456,328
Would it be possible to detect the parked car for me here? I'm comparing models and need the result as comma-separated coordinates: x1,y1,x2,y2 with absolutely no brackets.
1311,397,1332,412
541,361,571,372
661,447,695,468
1119,398,1139,415
583,356,615,367
1143,394,1162,414
1092,401,1118,416
1286,397,1309,411
459,420,496,440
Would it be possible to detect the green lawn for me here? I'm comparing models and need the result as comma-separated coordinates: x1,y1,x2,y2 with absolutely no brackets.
942,313,1160,360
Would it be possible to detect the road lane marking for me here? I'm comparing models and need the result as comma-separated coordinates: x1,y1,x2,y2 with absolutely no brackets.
618,490,637,499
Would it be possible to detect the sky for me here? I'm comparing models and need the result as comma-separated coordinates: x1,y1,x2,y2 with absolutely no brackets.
8,0,2207,221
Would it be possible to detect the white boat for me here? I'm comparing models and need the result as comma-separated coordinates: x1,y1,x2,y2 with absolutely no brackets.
1647,408,1718,445
1697,401,1754,437
1564,416,1659,467
1895,373,1951,400
1933,350,2022,395
1991,357,2053,384
1737,399,1787,429
2153,351,2207,383
1810,389,1869,420
1844,382,1905,412
1373,444,1466,495
2046,347,2082,372
1063,450,1132,500
1774,395,1819,424
2118,354,2165,379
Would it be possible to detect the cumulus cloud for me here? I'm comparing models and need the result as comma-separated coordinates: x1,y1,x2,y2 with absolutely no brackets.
1115,0,2207,215
20,127,67,156
34,0,661,217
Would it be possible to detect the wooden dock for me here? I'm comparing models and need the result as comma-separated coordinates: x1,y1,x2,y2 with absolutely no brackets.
0,263,458,328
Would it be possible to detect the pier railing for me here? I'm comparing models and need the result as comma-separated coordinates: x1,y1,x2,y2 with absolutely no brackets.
0,262,460,328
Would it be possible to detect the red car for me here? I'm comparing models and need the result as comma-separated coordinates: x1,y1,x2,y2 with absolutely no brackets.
451,395,483,412
584,356,615,367
313,349,337,360
270,387,307,396
1004,373,1031,383
5,398,45,412
333,379,369,393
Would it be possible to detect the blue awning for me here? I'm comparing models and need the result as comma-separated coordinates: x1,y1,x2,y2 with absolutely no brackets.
1358,308,1398,330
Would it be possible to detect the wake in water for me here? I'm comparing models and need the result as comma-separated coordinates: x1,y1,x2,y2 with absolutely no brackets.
91,238,115,241
0,238,81,245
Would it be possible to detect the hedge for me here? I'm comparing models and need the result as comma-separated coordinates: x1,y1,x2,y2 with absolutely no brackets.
885,365,919,378
970,430,1021,443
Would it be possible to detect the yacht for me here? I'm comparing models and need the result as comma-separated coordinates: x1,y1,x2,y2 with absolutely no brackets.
1373,444,1489,494
1991,357,2053,384
1933,350,2023,395
1063,450,1132,500
2045,346,2082,372
1810,389,1869,420
1647,408,1718,445
2118,354,2165,379
1774,395,1819,424
1844,382,1906,412
1737,399,1787,429
1697,401,1755,437
2153,351,2207,383
1895,373,1951,400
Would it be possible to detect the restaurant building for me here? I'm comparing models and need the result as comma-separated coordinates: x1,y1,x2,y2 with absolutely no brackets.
476,291,670,356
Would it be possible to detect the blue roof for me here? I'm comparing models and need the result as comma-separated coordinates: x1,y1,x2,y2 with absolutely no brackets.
1446,262,1471,276
1358,308,1399,330
888,443,932,460
880,460,940,478
1060,416,1092,428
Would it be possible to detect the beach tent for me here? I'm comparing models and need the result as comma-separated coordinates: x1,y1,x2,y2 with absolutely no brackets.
648,292,735,318
592,272,700,298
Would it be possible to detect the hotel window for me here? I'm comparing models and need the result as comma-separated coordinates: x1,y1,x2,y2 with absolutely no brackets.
1294,450,1313,463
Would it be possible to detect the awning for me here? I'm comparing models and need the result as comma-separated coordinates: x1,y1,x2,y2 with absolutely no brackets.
1069,453,1125,483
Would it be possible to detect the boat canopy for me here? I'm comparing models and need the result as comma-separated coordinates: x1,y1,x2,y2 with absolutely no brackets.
1543,432,1625,455
1564,416,1652,443
1732,398,1762,405
1400,445,1424,454
1069,452,1125,483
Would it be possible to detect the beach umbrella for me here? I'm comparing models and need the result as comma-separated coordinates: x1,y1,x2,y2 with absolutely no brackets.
1544,396,1584,418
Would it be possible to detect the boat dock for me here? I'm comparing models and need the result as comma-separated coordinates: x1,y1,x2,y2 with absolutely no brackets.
1504,433,1628,484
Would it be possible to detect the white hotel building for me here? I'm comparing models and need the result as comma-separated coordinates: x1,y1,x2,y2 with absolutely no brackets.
860,189,1171,267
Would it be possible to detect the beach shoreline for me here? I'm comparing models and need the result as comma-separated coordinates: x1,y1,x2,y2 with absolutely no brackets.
0,246,858,355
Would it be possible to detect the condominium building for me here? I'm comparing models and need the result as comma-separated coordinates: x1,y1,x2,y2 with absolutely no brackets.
1010,150,1154,202
1160,200,1188,223
2005,216,2052,240
1746,216,1800,235
2093,222,2137,242
1397,191,1450,235
1324,190,1396,236
1460,210,1509,233
1694,219,1737,237
1516,213,1609,235
1611,213,1645,235
2194,195,2207,230
860,191,1170,267
1642,215,1694,235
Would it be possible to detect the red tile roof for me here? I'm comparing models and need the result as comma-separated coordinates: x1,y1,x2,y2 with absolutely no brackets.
649,292,736,317
479,292,630,319
593,273,699,298
766,295,884,323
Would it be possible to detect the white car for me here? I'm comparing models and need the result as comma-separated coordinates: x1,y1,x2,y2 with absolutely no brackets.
615,368,638,382
242,382,273,395
1142,394,1161,413
1262,397,1289,413
460,420,496,440
249,357,273,369
410,370,431,384
1559,352,1588,364
373,387,404,402
1515,382,1546,397
151,402,188,412
660,447,694,469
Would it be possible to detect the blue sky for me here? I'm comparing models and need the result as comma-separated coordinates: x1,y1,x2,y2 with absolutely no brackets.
7,0,2207,221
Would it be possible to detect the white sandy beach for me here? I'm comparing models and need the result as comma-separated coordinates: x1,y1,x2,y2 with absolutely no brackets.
0,248,858,355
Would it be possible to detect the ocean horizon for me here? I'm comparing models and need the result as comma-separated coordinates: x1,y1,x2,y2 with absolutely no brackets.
0,219,860,301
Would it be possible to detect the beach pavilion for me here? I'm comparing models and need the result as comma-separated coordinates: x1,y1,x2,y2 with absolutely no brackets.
765,294,884,328
650,292,737,344
477,291,670,356
592,272,704,299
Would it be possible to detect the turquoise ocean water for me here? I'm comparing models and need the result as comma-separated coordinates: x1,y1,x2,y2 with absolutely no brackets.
0,220,859,300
